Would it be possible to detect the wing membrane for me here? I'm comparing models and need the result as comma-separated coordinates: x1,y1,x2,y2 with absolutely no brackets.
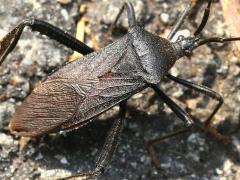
10,80,82,136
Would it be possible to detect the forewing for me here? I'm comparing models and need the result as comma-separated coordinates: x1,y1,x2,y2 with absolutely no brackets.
10,79,86,136
10,75,146,136
10,35,147,136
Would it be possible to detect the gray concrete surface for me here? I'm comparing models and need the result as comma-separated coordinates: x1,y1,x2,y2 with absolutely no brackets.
0,0,239,179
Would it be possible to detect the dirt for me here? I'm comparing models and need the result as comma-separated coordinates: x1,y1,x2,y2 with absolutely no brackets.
0,0,239,179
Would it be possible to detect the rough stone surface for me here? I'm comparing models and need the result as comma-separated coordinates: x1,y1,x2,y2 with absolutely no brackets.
0,0,239,179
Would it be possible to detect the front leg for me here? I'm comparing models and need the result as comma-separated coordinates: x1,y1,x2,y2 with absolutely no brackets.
108,1,137,34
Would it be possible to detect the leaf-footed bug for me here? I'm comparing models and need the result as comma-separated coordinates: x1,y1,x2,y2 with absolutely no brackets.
0,0,239,179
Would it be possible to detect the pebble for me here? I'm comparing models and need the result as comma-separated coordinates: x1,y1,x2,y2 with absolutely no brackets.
187,133,199,144
35,153,43,160
56,0,72,5
55,155,68,165
132,93,143,99
0,133,14,147
0,101,15,130
160,13,169,24
232,136,240,152
170,66,179,77
216,168,223,175
60,9,69,21
130,162,137,169
91,148,98,156
187,152,200,162
223,159,233,174
0,133,17,159
172,88,184,98
216,64,228,75
38,168,71,179
60,157,69,165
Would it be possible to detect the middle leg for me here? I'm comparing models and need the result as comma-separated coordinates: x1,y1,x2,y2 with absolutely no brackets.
147,85,194,167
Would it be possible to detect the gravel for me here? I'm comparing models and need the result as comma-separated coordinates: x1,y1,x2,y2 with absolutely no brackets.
0,0,239,179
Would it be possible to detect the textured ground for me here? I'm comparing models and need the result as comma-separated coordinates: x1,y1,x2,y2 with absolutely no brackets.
0,0,239,179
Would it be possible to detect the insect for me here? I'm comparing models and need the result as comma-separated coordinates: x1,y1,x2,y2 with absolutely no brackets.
0,0,239,179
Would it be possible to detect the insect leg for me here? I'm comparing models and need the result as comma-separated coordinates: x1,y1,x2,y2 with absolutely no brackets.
152,85,194,127
62,101,126,179
147,85,194,167
167,3,192,40
168,0,212,40
194,0,212,36
108,2,136,33
147,128,190,168
0,19,94,65
166,73,229,142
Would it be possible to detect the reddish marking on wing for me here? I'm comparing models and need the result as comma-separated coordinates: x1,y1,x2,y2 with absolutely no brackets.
99,71,113,79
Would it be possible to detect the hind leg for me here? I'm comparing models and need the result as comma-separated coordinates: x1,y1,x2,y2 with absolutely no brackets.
60,102,127,180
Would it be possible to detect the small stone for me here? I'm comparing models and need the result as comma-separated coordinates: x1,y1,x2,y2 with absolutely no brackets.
0,133,16,159
233,66,240,76
160,162,171,169
130,162,137,168
55,155,69,165
232,136,240,152
216,64,228,75
56,0,72,5
60,157,68,165
0,101,15,130
175,163,186,173
172,88,184,98
35,153,43,161
140,156,149,164
187,133,200,144
198,137,205,146
160,13,169,24
38,168,71,179
199,147,205,152
9,75,25,85
170,66,179,77
0,133,14,147
156,0,165,3
162,3,168,9
186,99,198,109
223,159,233,174
0,30,7,39
216,168,223,175
91,148,98,156
132,93,143,99
60,9,69,21
190,174,197,178
187,152,200,162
